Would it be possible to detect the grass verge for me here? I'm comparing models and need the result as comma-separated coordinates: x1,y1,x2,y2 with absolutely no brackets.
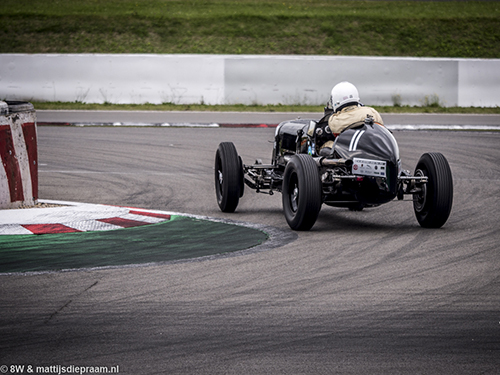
1,0,499,58
31,101,500,114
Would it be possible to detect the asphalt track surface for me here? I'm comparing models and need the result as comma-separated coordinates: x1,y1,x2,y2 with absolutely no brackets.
1,112,500,374
37,109,500,129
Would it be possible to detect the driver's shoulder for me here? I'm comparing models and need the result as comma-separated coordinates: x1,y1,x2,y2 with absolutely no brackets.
338,105,382,122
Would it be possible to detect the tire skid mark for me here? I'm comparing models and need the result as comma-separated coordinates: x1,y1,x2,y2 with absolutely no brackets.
44,281,99,324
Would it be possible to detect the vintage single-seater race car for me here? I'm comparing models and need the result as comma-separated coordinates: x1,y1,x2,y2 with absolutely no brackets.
214,116,453,231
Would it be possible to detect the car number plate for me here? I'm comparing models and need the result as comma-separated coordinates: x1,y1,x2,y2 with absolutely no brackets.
352,158,387,178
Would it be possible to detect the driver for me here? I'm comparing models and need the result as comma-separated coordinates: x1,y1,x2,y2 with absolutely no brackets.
314,81,384,156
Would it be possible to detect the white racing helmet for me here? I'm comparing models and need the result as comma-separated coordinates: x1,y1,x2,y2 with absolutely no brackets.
328,81,360,112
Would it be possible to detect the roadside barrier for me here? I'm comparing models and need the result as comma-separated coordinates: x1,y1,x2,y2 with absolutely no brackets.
0,101,38,209
1,54,499,107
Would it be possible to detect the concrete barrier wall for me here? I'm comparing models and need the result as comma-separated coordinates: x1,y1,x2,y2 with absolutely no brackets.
1,54,499,107
0,101,38,209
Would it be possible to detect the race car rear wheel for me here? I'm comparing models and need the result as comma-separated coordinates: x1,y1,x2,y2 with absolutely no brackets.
413,152,453,228
282,154,322,231
215,142,244,213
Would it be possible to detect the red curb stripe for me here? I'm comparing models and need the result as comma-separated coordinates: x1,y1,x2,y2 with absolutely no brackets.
22,122,38,200
22,223,82,234
97,217,151,228
37,122,73,127
0,125,24,202
129,210,171,220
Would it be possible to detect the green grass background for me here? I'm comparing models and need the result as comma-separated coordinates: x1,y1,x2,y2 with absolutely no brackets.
2,0,498,57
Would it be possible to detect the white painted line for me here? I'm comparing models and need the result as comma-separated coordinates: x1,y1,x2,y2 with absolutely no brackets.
73,122,220,128
65,220,122,232
387,124,500,131
0,200,175,235
0,224,33,235
122,213,167,224
0,201,128,225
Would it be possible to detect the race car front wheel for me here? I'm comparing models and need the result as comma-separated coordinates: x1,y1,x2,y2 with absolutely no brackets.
282,154,322,230
413,152,453,228
215,142,244,213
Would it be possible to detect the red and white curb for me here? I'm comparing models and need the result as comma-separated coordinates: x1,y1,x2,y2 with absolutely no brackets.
0,199,172,235
0,106,38,209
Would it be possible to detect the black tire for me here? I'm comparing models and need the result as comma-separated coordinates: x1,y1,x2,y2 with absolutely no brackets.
413,152,453,228
215,142,243,213
282,154,322,230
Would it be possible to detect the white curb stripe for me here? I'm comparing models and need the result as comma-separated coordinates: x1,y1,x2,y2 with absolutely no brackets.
65,220,123,232
121,213,167,224
0,224,33,235
0,201,172,235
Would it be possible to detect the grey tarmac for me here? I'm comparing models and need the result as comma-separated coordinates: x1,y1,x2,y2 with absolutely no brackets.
1,113,499,374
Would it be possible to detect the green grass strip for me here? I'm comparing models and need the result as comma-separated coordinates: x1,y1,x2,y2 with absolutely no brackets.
32,101,500,114
1,0,498,58
0,216,268,273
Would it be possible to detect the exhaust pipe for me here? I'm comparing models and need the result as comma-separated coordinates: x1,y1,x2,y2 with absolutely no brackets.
315,157,353,168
